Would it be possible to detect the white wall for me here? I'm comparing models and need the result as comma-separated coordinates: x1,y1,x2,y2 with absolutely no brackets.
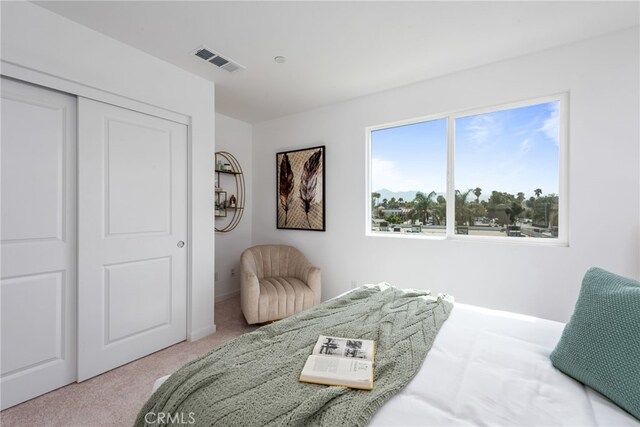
252,27,640,322
1,2,217,339
215,113,253,301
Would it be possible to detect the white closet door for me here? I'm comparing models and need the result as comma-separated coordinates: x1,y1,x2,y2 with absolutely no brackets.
77,98,187,381
0,78,77,410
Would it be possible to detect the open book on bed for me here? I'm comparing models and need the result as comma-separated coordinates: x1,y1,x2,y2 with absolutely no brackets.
299,335,376,390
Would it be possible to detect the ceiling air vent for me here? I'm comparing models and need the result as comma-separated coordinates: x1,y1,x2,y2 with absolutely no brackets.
192,46,245,73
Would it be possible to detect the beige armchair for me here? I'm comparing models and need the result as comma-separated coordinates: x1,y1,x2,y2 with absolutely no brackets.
240,245,321,324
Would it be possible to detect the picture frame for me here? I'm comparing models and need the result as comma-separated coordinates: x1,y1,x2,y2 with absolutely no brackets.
276,145,325,231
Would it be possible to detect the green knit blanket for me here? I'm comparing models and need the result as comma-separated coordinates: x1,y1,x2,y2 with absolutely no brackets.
135,284,454,427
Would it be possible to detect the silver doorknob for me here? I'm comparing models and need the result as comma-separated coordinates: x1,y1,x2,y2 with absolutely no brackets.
177,241,185,248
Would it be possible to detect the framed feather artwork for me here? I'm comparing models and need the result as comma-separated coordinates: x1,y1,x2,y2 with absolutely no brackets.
276,145,325,231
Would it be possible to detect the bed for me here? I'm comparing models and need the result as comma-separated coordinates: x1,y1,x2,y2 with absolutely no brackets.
151,300,638,426
153,303,640,426
367,302,639,426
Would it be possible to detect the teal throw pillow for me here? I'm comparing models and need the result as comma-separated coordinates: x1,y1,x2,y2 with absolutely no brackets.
550,267,640,420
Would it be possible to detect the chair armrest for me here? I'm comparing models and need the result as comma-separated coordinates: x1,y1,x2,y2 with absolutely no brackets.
304,266,321,305
240,270,260,324
242,271,259,291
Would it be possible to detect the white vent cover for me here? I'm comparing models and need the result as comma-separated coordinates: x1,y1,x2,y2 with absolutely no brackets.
192,46,245,73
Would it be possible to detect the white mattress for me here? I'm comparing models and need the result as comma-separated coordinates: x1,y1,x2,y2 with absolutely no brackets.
153,303,639,426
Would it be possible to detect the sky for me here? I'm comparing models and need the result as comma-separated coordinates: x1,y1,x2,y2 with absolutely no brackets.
371,101,560,200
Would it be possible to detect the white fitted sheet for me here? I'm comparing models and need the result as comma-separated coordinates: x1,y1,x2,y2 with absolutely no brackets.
153,303,639,426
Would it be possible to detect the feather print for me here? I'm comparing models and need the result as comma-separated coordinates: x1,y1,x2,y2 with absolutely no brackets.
299,149,322,228
279,153,294,226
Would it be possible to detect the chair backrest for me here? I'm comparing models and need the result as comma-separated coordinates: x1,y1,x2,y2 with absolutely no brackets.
241,245,309,279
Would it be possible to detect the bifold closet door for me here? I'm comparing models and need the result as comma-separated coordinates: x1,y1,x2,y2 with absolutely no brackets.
77,98,187,381
0,77,77,410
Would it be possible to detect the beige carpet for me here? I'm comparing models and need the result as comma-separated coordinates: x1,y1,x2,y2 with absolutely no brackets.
0,296,257,427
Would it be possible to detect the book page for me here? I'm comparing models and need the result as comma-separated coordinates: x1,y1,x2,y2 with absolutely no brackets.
311,335,375,361
299,355,373,390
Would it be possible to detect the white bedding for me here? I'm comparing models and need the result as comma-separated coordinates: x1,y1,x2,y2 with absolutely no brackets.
153,303,639,426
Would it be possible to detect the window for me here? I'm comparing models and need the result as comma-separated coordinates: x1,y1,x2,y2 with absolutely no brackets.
370,118,448,235
368,95,566,242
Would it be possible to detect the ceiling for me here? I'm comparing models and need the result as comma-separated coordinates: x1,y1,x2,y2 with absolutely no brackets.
34,1,639,124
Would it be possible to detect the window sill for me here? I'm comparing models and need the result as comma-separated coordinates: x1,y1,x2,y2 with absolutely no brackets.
366,231,568,247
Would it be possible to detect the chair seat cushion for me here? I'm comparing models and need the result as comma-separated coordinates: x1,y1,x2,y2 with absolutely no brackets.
258,277,315,322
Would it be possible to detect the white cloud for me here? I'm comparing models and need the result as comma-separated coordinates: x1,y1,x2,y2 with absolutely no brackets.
520,138,532,153
539,102,559,145
467,114,501,146
371,158,422,192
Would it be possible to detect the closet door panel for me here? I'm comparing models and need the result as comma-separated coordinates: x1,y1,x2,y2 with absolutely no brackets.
77,98,187,381
0,77,77,410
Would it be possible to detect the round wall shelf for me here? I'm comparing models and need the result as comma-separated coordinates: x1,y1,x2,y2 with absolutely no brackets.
215,151,245,233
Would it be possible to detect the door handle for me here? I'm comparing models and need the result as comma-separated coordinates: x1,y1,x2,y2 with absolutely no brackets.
177,241,185,248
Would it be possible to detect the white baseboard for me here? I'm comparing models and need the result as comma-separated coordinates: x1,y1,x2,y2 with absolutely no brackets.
187,290,239,341
215,290,240,302
187,324,217,341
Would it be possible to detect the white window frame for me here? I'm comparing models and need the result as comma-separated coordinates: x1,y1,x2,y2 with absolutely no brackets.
365,93,569,246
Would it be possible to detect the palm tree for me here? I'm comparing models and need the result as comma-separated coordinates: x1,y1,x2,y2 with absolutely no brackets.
433,195,447,225
455,189,473,225
505,201,524,224
371,192,381,217
534,188,542,198
473,187,482,203
371,192,380,207
411,191,437,225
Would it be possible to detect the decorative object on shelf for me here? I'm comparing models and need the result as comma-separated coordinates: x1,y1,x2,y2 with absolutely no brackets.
276,145,325,231
215,151,245,232
215,191,227,217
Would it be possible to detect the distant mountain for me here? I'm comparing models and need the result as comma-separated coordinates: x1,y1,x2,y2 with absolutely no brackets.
373,189,446,202
373,189,416,202
373,188,496,203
